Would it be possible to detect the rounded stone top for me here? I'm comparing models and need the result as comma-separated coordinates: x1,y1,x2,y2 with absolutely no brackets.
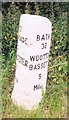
20,14,52,27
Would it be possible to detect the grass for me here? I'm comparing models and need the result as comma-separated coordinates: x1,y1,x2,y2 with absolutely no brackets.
2,54,67,118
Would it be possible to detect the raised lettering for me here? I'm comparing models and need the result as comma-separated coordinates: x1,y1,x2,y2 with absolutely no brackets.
36,34,50,41
34,65,37,70
40,55,43,60
39,74,42,79
33,84,43,90
29,64,33,70
41,35,45,41
36,55,39,61
36,35,40,41
30,53,48,62
30,56,35,61
17,54,28,67
41,42,47,49
29,61,48,70
25,60,28,67
37,64,40,69
18,35,28,45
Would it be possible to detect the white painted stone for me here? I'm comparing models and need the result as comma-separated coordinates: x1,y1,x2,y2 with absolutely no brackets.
11,14,52,110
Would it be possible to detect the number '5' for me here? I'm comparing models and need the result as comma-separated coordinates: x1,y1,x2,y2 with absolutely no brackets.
39,74,42,79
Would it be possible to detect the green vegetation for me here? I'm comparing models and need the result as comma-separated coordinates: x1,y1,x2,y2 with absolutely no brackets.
2,2,68,118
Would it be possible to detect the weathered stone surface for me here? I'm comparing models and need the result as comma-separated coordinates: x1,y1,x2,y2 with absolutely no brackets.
11,14,52,110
